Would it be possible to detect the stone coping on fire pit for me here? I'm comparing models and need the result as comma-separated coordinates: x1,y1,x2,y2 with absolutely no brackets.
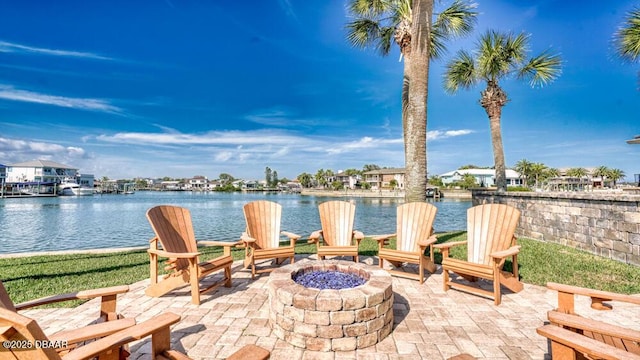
267,259,394,352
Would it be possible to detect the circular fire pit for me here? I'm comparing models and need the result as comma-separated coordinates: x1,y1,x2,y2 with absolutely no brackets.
267,260,394,351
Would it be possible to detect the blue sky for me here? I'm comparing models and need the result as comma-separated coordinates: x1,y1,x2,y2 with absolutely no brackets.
0,1,638,181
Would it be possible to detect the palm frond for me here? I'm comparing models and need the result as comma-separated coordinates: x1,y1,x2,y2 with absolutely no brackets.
502,32,529,65
346,18,384,49
518,51,562,87
434,0,478,38
347,0,391,18
476,30,510,80
390,0,412,25
377,26,395,56
613,7,640,62
430,26,448,59
443,49,477,93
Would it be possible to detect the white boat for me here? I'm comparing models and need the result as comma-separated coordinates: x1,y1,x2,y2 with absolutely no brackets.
59,182,94,196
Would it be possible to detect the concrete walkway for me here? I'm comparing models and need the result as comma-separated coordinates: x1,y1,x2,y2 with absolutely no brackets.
22,255,640,360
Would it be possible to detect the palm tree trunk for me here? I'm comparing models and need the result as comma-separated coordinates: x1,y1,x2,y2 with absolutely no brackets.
403,0,432,202
489,115,507,192
481,81,508,192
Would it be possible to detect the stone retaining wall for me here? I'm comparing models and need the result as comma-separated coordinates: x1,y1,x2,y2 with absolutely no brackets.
472,190,640,266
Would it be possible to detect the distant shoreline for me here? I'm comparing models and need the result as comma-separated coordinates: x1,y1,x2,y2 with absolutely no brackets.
300,189,472,199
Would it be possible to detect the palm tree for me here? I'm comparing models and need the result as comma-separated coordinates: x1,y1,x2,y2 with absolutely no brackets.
607,168,626,187
592,166,611,188
614,6,640,85
529,162,548,189
566,167,588,178
444,30,562,192
514,159,533,187
346,0,477,201
297,173,313,188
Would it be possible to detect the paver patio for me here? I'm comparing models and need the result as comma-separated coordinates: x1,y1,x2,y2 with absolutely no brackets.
21,255,640,359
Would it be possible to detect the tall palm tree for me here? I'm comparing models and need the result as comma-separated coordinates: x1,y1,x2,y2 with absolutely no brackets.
607,168,625,187
592,165,611,188
514,158,533,187
529,162,548,189
443,30,562,192
346,0,477,201
614,6,640,86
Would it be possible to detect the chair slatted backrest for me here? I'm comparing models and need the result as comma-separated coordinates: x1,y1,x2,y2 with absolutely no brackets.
0,307,62,359
146,205,198,271
467,204,521,265
243,201,282,250
318,201,355,247
396,202,437,253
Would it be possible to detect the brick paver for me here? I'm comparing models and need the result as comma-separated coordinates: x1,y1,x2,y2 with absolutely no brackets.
21,255,640,359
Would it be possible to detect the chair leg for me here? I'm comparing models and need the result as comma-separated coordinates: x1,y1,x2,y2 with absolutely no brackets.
442,268,450,291
493,271,502,306
225,265,232,287
290,255,295,264
419,258,424,284
379,258,384,269
187,259,201,305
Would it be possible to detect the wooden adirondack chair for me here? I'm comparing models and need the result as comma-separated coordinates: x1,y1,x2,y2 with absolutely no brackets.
241,200,301,278
0,280,135,357
0,307,190,360
372,202,438,284
146,205,241,305
434,203,523,305
536,282,640,359
308,201,364,262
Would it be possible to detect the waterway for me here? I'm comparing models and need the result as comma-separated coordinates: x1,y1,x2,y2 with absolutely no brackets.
0,191,472,255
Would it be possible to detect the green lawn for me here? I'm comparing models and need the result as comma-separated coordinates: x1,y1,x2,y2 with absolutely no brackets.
2,231,640,307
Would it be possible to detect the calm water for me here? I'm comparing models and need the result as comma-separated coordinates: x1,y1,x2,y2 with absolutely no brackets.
0,192,471,254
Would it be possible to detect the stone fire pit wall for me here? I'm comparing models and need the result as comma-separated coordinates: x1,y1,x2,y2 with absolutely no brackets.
267,260,394,351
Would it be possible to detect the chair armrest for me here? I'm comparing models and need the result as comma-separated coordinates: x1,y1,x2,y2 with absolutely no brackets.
281,231,300,246
536,324,640,360
308,230,322,243
490,245,521,259
281,231,301,240
198,240,242,247
14,285,129,310
62,312,182,360
370,234,395,242
240,232,256,244
547,311,640,342
547,282,640,310
147,248,201,259
49,318,136,346
417,235,437,248
353,231,365,240
433,241,467,250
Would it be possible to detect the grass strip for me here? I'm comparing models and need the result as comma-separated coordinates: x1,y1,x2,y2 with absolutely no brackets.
2,231,639,307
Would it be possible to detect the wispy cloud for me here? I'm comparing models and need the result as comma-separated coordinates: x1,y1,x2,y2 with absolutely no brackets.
0,137,88,164
0,40,113,60
428,129,474,140
96,129,311,146
0,85,123,114
244,107,320,127
327,136,402,155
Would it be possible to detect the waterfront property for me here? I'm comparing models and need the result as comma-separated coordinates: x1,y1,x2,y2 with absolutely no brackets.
1,159,95,198
440,168,523,188
362,168,406,190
